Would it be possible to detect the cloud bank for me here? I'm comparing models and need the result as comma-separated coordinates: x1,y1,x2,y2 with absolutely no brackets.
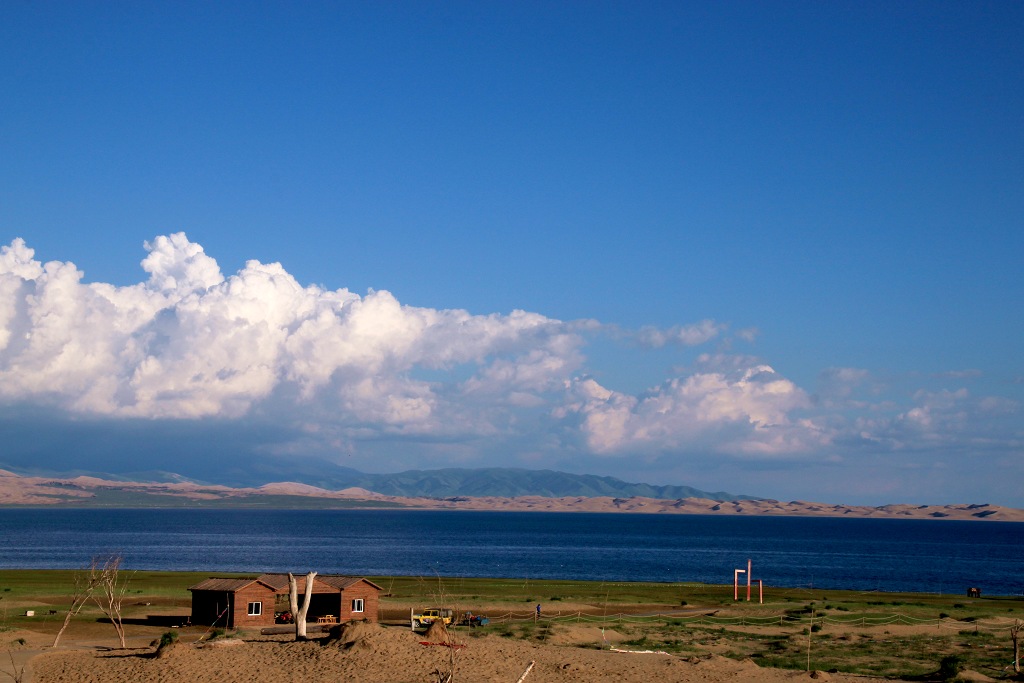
0,234,1019,493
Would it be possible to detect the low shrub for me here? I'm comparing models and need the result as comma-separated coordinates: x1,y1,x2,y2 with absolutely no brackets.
938,654,964,681
958,629,990,637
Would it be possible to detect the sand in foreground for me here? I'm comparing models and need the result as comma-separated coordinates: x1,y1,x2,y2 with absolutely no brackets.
30,622,896,683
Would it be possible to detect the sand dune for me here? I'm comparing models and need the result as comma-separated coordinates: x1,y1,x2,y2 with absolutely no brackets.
0,470,1021,521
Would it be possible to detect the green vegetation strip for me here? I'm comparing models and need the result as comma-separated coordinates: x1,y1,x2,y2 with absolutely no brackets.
1,570,1021,680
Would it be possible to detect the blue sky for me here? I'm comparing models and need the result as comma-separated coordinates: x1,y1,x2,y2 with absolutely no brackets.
1,1,1021,505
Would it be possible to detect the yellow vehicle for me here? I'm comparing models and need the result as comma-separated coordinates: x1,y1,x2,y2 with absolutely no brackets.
411,607,454,629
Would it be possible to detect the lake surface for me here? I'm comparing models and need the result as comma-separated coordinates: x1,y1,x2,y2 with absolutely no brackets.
1,508,1021,595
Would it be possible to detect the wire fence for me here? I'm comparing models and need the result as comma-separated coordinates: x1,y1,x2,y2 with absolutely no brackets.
479,610,1021,633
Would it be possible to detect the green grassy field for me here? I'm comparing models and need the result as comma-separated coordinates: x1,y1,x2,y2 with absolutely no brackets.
1,570,1021,679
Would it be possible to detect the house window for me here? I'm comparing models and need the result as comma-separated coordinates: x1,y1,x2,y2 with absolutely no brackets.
247,601,262,616
351,599,364,613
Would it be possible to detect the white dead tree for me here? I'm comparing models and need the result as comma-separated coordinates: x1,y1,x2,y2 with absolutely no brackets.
90,555,132,649
52,567,103,647
288,571,317,640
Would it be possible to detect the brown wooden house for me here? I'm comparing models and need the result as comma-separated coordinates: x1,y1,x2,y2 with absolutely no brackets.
188,577,277,629
188,573,382,629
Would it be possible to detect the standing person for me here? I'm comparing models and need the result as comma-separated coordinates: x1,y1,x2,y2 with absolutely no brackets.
535,603,541,621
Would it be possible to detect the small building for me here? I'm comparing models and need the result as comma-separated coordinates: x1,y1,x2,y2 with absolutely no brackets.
188,577,278,629
188,573,382,629
257,574,382,625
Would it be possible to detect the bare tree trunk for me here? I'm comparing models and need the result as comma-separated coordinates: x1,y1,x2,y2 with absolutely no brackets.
52,570,101,648
289,572,316,641
90,555,132,649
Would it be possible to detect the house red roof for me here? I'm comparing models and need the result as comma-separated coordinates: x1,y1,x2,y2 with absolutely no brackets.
188,574,382,594
188,577,273,592
256,573,383,594
317,575,383,591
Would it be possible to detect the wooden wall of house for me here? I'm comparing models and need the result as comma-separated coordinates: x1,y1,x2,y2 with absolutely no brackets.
229,584,275,628
339,581,381,622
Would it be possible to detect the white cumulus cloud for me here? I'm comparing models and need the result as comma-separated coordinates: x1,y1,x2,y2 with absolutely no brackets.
2,234,1018,477
0,234,583,427
561,362,829,457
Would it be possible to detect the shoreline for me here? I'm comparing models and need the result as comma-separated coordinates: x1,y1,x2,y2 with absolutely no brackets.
6,466,1024,520
1,470,1022,520
2,501,1023,521
2,568,1022,598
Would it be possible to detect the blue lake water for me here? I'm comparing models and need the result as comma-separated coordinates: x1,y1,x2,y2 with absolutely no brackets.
0,508,1021,595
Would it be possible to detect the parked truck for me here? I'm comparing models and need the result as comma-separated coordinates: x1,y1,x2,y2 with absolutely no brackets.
411,607,454,629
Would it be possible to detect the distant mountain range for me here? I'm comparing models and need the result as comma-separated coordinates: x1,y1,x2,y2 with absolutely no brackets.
358,468,759,500
0,463,754,501
2,468,1021,520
